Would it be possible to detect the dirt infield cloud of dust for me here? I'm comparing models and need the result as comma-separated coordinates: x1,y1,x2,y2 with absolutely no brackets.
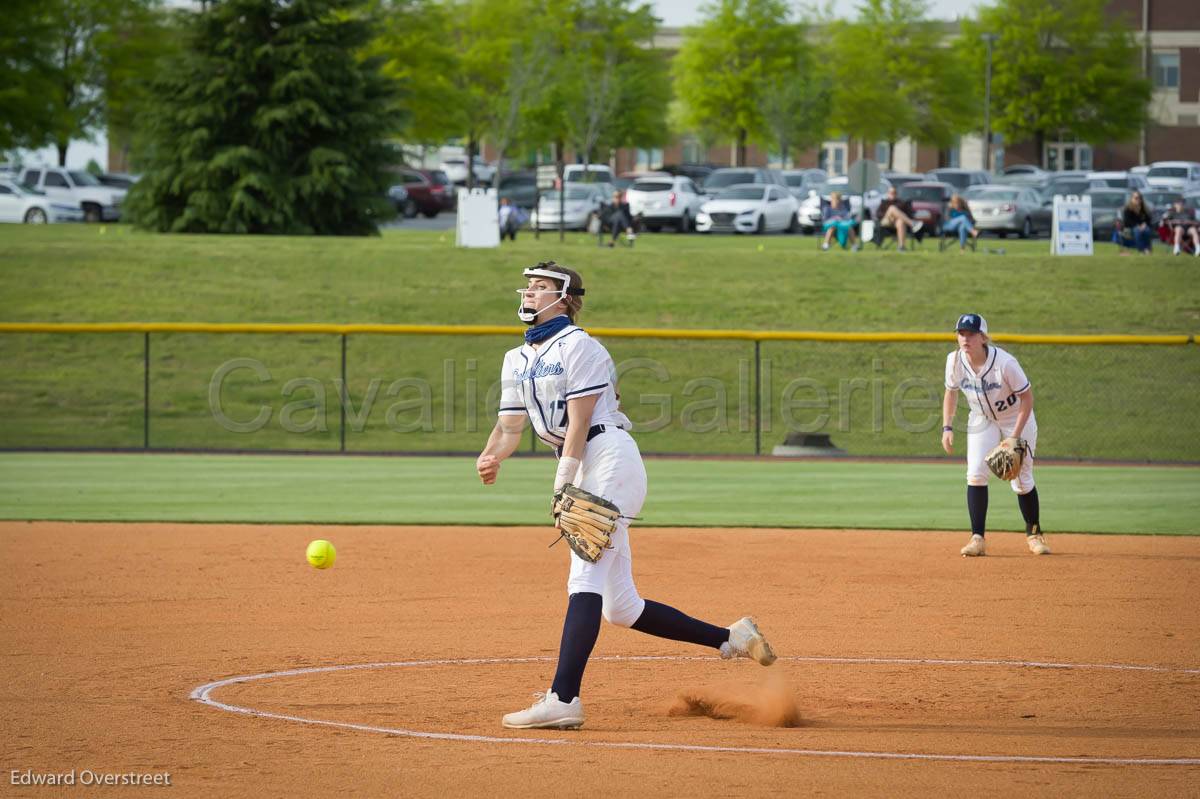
666,671,803,727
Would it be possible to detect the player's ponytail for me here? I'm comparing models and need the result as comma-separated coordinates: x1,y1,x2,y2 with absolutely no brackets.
537,261,584,322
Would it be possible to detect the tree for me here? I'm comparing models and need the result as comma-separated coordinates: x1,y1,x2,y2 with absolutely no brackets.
0,0,59,153
963,0,1150,163
829,0,976,164
673,0,808,166
126,0,403,235
759,30,830,167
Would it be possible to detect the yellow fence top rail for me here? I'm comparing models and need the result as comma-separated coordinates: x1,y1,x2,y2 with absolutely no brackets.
0,322,1193,346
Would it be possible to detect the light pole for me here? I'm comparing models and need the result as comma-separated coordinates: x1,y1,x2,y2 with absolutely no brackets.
981,33,998,173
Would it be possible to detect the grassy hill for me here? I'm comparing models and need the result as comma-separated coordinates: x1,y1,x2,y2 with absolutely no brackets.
1,226,1197,459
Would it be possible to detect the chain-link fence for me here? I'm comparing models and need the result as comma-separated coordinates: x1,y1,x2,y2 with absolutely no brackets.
1,325,1196,461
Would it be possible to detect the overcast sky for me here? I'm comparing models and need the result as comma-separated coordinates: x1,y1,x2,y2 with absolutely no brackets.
27,0,986,170
652,0,984,25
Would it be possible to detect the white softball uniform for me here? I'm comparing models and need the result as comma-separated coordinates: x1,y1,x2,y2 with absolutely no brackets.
498,325,647,627
945,345,1038,493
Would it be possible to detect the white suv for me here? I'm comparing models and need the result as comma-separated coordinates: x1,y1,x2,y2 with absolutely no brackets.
625,175,705,232
1146,161,1200,193
19,167,125,222
0,178,84,223
564,164,614,184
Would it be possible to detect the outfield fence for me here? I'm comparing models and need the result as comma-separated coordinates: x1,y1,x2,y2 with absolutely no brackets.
0,323,1196,462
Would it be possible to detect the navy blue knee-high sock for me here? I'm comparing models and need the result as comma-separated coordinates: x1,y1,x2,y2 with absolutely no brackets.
550,592,602,703
630,599,729,650
967,485,988,536
1018,487,1041,532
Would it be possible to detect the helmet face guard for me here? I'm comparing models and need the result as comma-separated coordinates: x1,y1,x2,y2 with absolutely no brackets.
516,266,584,324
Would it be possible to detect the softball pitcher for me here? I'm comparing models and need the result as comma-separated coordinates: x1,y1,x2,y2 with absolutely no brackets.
942,313,1050,557
476,261,776,730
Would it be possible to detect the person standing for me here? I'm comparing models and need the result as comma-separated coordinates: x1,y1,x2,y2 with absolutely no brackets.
941,313,1049,557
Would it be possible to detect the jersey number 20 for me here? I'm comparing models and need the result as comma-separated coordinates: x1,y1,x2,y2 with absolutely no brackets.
994,393,1018,413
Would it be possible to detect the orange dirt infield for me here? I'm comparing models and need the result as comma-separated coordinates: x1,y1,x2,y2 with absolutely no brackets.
2,522,1199,797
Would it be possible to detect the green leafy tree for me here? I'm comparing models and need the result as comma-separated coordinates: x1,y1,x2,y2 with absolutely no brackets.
963,0,1150,161
830,0,976,164
0,0,59,153
673,0,804,166
126,0,403,235
760,28,830,167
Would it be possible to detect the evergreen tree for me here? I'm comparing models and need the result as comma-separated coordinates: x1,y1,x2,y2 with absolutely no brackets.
126,0,402,235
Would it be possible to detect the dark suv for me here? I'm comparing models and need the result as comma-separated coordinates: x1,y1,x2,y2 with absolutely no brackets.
389,168,454,218
701,167,786,194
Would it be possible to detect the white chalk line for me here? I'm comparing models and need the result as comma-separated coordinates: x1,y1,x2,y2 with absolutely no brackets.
190,655,1200,766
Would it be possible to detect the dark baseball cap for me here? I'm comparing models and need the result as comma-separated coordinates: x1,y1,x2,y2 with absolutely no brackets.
955,313,988,334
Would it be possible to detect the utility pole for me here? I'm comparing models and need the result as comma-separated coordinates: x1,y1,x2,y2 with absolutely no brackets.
981,33,998,173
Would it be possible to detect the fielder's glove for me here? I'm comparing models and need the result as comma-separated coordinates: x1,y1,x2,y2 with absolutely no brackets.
551,484,621,564
985,437,1027,481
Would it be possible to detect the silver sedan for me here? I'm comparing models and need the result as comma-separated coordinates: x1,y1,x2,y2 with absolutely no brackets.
965,185,1046,238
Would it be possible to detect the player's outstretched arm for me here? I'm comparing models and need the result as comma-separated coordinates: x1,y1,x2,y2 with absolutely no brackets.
477,415,527,485
941,388,957,454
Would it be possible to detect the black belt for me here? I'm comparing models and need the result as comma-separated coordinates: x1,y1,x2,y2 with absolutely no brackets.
554,424,619,457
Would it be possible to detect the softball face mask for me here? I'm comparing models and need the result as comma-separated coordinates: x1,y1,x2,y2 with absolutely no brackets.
516,266,584,324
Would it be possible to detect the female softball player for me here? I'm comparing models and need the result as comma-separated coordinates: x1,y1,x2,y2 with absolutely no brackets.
476,261,776,730
942,313,1049,557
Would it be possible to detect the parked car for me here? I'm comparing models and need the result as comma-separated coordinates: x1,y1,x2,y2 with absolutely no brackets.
966,185,1046,238
1084,188,1130,242
1085,171,1149,191
439,155,495,185
895,181,953,232
389,167,454,217
780,168,828,200
796,175,890,232
0,178,84,223
563,164,614,184
1038,172,1094,206
701,167,786,194
614,171,671,201
1001,164,1048,179
1131,164,1152,177
661,163,715,188
497,171,538,209
881,172,925,190
529,183,613,230
625,175,706,232
1145,161,1200,193
1142,189,1184,218
18,166,124,222
97,172,140,190
925,168,991,192
695,184,799,234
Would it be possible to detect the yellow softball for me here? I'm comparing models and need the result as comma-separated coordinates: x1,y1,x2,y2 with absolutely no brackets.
306,539,337,570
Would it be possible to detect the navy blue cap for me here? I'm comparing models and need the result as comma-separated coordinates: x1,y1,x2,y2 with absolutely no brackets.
955,313,988,334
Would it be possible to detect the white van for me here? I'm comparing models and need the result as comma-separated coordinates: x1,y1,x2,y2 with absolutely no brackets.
1146,161,1200,193
563,164,613,184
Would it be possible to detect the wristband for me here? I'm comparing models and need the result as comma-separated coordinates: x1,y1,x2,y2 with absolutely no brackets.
554,456,581,492
942,425,953,432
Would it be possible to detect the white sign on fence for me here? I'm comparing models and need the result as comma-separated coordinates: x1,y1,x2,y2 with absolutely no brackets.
456,187,500,248
1051,195,1093,256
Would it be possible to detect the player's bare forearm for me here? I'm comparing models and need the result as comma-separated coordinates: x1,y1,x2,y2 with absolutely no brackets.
1012,389,1034,439
477,416,526,484
559,394,600,462
941,389,957,454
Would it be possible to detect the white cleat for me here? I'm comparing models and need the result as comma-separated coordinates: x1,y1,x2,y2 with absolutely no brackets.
501,690,584,730
721,617,777,665
960,534,986,557
1027,534,1050,555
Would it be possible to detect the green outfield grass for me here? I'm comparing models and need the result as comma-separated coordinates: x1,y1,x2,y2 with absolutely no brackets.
1,453,1196,535
1,226,1198,459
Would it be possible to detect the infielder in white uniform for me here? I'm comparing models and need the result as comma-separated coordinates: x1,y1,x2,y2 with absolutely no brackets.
942,313,1049,557
476,262,777,730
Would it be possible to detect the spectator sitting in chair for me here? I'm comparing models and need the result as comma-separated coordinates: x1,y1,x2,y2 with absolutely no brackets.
943,194,980,251
876,186,924,250
1161,197,1200,257
607,190,636,248
1117,190,1153,255
821,192,860,251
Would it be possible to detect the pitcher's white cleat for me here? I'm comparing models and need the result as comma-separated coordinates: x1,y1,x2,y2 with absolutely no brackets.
960,534,986,557
721,617,777,666
501,690,584,730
